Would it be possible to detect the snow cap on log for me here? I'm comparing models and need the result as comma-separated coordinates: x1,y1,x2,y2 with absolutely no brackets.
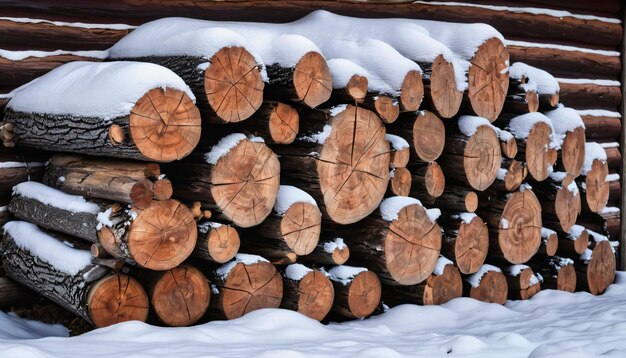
284,263,314,281
328,59,370,89
107,18,267,80
507,112,560,149
327,265,368,286
215,253,269,280
204,133,264,165
458,115,499,137
582,142,607,175
12,181,99,215
509,62,559,95
2,221,92,275
432,255,454,276
7,61,194,120
273,185,317,216
466,264,502,288
379,196,441,223
545,107,585,137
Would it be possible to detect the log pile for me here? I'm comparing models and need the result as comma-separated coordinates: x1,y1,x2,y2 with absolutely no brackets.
0,9,619,332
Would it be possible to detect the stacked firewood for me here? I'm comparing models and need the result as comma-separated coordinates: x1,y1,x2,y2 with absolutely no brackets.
0,11,618,330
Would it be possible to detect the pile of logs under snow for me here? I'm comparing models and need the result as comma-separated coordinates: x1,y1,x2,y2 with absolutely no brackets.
0,11,618,329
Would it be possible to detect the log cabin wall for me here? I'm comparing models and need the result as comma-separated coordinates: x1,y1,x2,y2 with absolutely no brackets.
0,0,623,266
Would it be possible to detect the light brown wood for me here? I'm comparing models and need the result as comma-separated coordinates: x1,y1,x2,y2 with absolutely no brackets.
299,238,350,266
330,270,381,319
210,260,283,320
364,94,400,123
388,137,410,169
399,70,424,112
466,270,508,304
498,189,542,264
388,110,445,163
194,222,240,264
129,87,201,162
505,266,540,300
500,133,518,159
539,229,558,257
147,265,210,327
152,178,173,201
345,74,368,101
388,167,411,197
427,55,463,119
281,269,334,321
556,263,577,293
204,46,264,123
524,121,555,181
554,175,582,232
291,51,332,108
381,263,463,306
108,124,125,145
229,101,299,145
268,102,299,144
465,192,479,213
496,159,526,192
529,256,576,293
582,240,615,295
463,125,502,190
467,38,509,121
442,215,489,275
411,162,445,203
87,274,149,328
583,159,610,213
558,127,586,178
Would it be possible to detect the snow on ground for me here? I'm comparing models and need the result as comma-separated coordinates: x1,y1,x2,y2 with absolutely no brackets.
4,273,626,356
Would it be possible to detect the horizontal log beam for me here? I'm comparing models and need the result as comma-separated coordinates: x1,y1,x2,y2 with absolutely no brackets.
558,83,622,111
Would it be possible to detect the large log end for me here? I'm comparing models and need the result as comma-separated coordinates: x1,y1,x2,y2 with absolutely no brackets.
586,240,615,295
464,125,502,191
86,274,149,328
468,37,509,121
429,55,463,119
295,270,334,321
293,52,332,108
555,175,581,232
423,264,463,305
456,216,488,275
498,189,542,264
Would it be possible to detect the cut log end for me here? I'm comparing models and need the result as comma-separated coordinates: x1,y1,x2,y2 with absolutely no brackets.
555,175,581,232
456,216,489,275
500,136,518,159
467,37,509,121
86,274,149,328
400,70,424,112
429,54,463,119
423,264,463,305
561,127,586,178
374,95,400,123
126,200,197,270
205,224,241,264
464,125,502,191
525,90,539,113
130,87,201,162
345,74,368,101
543,232,559,257
204,46,264,123
281,202,322,255
346,271,381,319
389,167,412,197
469,270,508,304
153,178,173,201
385,203,442,285
318,105,389,224
502,160,526,192
557,263,577,293
424,162,445,198
499,190,542,264
219,261,283,320
413,110,445,162
269,102,299,144
517,268,541,300
389,147,410,169
293,51,332,108
465,191,479,213
586,240,616,296
294,270,334,321
129,180,153,210
150,265,210,326
331,245,350,266
525,122,554,181
108,124,126,146
211,139,280,228
585,159,609,213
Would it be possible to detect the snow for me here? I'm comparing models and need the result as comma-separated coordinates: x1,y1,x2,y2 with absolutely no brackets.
273,185,317,216
500,218,509,229
13,182,99,214
329,104,348,117
458,115,496,137
426,208,442,223
0,16,136,30
576,109,621,118
508,62,559,95
606,173,620,182
549,171,567,182
7,61,194,120
323,238,347,253
466,264,502,288
0,49,108,61
327,265,367,285
505,39,620,57
284,264,313,281
566,180,579,197
507,112,560,149
499,130,513,142
414,1,621,24
452,212,477,225
215,254,269,279
2,221,92,276
600,206,620,215
6,273,626,356
506,265,529,277
95,208,113,231
433,256,453,275
582,142,607,175
204,133,247,165
519,183,533,192
379,196,422,222
300,124,333,144
600,142,619,149
496,168,507,180
529,275,540,287
568,225,587,240
327,59,371,89
556,78,621,86
385,134,410,151
541,228,556,239
0,161,44,169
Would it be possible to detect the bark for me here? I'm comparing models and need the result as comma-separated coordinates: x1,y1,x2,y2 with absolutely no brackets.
504,266,540,300
558,82,622,111
527,255,576,292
